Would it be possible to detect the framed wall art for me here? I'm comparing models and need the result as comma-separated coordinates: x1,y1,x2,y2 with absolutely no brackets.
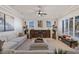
38,20,43,27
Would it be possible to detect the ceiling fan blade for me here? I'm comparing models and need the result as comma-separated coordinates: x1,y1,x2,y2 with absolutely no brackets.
43,13,47,15
41,13,47,15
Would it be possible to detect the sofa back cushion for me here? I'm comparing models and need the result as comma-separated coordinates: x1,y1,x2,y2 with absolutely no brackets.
0,36,8,41
7,33,18,41
0,31,18,41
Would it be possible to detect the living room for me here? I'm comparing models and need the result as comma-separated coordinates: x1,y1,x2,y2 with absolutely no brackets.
1,5,79,54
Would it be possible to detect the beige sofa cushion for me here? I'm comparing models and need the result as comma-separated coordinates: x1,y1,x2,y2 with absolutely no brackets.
0,36,8,41
2,42,18,49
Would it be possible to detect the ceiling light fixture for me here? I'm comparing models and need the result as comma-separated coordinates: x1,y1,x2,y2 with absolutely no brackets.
37,6,47,16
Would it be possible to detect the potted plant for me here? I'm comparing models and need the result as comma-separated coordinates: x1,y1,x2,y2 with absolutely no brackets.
54,49,67,54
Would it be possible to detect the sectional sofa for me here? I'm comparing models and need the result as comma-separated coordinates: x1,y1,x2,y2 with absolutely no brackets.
0,31,27,53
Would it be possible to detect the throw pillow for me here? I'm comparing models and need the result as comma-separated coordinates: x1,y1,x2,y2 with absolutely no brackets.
0,40,5,51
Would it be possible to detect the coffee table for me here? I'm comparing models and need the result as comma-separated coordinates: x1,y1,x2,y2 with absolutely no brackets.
29,38,48,50
34,38,44,43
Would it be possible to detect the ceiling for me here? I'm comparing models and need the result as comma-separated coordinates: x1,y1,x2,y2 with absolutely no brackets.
10,5,79,20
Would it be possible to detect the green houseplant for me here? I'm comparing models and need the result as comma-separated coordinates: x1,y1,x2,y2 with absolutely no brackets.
54,49,67,54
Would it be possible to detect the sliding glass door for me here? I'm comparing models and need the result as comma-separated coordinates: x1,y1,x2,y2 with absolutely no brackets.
62,20,64,33
75,16,79,38
0,12,4,32
69,17,73,36
65,19,68,34
62,15,79,39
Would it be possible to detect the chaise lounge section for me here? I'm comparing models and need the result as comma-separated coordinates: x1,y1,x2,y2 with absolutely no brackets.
0,32,27,53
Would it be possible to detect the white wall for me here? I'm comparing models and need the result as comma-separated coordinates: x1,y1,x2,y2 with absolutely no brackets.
26,19,54,30
14,17,23,32
57,19,63,35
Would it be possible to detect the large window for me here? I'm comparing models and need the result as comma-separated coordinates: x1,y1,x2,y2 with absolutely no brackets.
29,21,34,28
62,20,64,33
75,16,79,37
46,21,51,27
0,12,4,32
65,19,68,34
62,15,79,39
69,17,73,36
0,12,14,32
5,15,14,31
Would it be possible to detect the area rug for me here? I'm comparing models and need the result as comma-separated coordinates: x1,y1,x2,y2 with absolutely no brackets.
29,43,48,50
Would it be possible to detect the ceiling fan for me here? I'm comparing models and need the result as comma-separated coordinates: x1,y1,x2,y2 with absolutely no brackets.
36,6,47,16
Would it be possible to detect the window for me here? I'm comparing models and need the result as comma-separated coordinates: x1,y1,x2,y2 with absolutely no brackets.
62,20,64,33
29,21,34,28
0,12,14,32
5,15,14,31
75,16,79,37
69,17,73,36
65,19,68,34
46,21,51,27
62,15,79,39
0,12,4,32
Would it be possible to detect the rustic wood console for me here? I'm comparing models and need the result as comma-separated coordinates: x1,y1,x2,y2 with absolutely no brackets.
30,30,50,38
